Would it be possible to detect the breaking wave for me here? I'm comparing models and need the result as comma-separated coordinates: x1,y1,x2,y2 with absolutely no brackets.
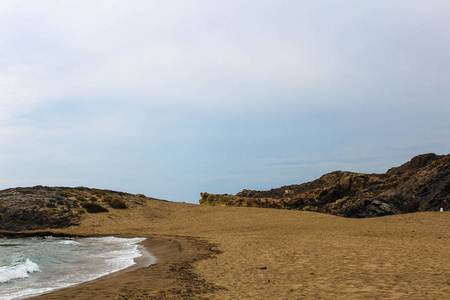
0,258,40,283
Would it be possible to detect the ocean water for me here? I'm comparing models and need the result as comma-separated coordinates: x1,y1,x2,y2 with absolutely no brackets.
0,236,154,300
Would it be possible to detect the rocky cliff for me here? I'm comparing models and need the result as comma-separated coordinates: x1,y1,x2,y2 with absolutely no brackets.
0,186,154,231
200,153,450,218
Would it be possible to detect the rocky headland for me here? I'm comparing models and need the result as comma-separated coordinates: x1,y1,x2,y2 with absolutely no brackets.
0,186,158,232
200,153,450,218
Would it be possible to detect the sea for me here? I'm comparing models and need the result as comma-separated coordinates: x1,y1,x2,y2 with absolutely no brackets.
0,236,154,300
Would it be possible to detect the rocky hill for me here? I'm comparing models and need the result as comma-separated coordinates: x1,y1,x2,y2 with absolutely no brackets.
200,153,450,218
0,186,156,231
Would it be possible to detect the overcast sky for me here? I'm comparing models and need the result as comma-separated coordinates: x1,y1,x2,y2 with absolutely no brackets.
1,1,449,203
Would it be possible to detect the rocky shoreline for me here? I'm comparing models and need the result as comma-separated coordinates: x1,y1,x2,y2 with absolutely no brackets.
200,153,450,218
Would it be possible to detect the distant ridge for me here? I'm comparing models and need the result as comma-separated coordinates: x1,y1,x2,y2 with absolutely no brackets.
200,153,450,218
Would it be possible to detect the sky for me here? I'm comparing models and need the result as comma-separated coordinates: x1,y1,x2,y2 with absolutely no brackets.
1,1,449,203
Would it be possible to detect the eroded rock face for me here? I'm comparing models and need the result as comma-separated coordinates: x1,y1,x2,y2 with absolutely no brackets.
0,186,152,231
200,153,450,218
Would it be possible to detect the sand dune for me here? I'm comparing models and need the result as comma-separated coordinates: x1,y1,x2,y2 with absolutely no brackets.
31,199,449,299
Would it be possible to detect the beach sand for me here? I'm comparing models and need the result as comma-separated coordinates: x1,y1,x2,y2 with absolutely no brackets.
30,199,449,299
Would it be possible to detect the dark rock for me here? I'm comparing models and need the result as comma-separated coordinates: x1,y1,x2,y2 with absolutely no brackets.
387,153,444,175
0,186,153,232
344,196,402,218
200,153,450,218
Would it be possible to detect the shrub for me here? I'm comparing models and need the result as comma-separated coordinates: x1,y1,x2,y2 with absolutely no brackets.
81,202,108,213
92,189,107,198
76,209,86,215
76,195,87,201
48,208,59,216
63,190,72,196
109,198,128,209
76,186,87,191
103,194,114,202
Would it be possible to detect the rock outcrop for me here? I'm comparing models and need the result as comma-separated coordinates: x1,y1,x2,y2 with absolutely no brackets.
0,186,152,231
200,153,450,218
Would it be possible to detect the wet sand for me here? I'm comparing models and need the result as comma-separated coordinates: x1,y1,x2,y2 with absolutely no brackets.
29,199,449,299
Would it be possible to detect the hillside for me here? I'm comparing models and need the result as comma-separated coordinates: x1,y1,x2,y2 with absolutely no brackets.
200,153,450,217
0,186,161,231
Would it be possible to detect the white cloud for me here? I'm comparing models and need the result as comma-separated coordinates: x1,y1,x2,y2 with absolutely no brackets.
1,0,449,116
1,1,449,201
0,0,372,114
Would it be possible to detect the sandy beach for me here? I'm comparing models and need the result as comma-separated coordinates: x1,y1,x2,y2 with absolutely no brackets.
28,199,449,299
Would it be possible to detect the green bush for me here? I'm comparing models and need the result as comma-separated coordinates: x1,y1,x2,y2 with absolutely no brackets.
92,189,107,198
103,194,114,202
81,202,108,213
48,208,59,216
76,209,86,215
109,198,128,209
76,195,87,201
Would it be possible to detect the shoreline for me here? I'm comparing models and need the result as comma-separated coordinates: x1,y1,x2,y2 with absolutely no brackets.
2,201,448,299
0,235,160,300
29,234,220,299
135,241,158,268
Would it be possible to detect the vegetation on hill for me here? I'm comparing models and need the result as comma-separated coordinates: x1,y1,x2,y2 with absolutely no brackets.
0,186,154,231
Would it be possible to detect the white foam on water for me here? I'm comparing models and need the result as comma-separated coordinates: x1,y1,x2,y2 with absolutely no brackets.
57,240,80,245
0,259,40,283
0,237,153,300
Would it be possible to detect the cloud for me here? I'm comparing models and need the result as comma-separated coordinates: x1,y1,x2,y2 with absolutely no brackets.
0,1,368,112
3,1,449,112
0,1,449,202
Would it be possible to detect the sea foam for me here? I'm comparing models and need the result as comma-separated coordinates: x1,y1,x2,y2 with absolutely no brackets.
0,236,153,300
0,259,40,283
